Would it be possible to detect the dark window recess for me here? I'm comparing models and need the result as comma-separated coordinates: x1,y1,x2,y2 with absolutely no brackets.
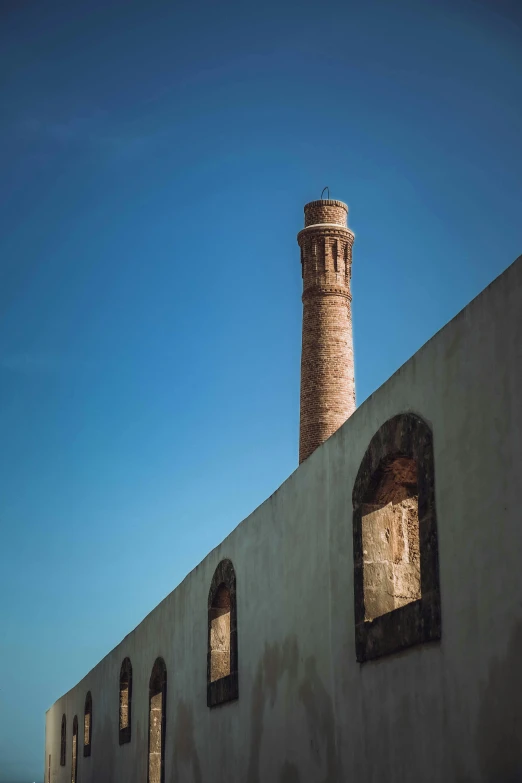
352,413,441,662
83,691,92,757
119,657,133,745
60,715,66,767
148,657,167,783
71,716,78,783
207,558,238,708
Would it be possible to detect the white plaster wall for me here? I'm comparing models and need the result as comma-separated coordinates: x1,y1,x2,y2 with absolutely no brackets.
45,255,522,783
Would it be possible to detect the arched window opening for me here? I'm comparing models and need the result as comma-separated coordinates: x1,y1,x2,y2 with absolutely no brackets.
207,559,238,708
71,716,78,783
361,455,420,621
148,657,167,783
352,413,441,662
210,584,231,682
83,691,92,757
119,657,133,744
60,714,66,766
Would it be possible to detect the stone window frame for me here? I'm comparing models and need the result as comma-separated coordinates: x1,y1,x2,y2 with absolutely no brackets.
60,714,66,766
71,715,78,783
207,558,238,708
83,691,92,757
147,657,167,783
352,413,441,663
119,657,133,745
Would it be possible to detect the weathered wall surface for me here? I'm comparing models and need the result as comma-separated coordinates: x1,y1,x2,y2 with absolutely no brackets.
45,255,522,783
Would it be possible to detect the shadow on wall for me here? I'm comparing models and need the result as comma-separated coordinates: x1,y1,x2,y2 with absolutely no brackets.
91,714,115,783
279,761,301,783
171,700,202,783
135,718,145,783
476,618,522,782
73,622,522,782
247,634,337,783
165,634,334,783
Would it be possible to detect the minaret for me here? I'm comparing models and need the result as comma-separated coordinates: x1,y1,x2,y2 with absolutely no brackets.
297,198,355,463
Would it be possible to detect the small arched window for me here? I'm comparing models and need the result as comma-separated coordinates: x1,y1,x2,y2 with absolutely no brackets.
207,558,238,708
83,691,92,757
148,657,167,783
60,714,66,766
119,657,132,744
71,716,78,783
352,413,441,662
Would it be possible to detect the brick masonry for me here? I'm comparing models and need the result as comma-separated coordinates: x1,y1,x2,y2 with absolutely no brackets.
297,199,356,463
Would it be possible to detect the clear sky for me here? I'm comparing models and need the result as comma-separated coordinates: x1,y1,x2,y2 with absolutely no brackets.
0,0,521,779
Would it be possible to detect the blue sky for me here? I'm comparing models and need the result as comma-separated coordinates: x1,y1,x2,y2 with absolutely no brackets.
0,0,521,779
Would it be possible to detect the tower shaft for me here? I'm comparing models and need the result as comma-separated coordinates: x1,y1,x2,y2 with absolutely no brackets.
297,199,355,463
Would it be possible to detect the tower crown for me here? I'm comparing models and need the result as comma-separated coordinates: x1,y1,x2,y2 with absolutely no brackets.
297,199,354,300
303,199,348,227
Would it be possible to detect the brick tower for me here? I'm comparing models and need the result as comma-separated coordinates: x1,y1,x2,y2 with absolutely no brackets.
297,198,355,463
